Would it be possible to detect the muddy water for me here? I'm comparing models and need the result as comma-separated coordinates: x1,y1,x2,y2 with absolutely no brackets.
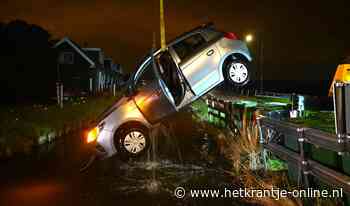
0,109,256,206
79,111,254,206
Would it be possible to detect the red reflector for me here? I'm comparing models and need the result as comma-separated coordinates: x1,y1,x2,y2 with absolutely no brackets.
224,32,238,40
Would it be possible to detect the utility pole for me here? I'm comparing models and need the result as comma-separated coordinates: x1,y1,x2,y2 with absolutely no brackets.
160,0,166,50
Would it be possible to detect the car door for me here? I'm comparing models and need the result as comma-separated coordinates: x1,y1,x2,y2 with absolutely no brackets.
172,33,221,96
132,53,177,124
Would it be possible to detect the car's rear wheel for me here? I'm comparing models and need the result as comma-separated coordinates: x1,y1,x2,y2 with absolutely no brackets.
224,59,250,86
116,126,150,157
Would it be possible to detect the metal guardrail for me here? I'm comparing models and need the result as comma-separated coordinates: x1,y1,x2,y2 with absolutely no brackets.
205,91,350,198
265,142,350,194
260,117,346,153
308,159,350,194
264,142,300,165
259,115,350,194
304,128,345,153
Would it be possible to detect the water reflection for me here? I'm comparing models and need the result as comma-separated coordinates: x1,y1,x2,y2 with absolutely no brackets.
104,112,233,199
88,110,253,205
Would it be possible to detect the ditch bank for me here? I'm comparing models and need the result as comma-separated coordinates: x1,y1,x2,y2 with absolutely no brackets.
0,95,118,161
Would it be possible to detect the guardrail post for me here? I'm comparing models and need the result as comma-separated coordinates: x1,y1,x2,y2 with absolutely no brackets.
333,82,348,152
334,82,345,134
297,128,310,188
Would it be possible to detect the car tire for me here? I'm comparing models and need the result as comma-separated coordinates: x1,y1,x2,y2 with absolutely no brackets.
116,126,150,158
224,59,250,86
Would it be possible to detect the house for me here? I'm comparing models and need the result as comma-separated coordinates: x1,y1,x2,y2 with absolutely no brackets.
53,37,122,96
113,64,126,86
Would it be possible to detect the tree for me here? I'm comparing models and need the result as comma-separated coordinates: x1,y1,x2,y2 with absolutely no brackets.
0,20,57,104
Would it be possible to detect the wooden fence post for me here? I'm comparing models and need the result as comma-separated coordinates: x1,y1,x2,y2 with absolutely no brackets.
89,78,93,94
56,82,60,106
60,83,64,108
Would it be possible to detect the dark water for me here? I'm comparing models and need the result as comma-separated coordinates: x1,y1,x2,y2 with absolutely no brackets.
81,113,248,206
0,111,255,206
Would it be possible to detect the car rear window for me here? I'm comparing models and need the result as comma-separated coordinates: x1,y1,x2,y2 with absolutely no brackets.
172,33,206,60
203,28,223,41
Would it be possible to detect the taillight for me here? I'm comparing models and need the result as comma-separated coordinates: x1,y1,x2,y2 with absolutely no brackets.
224,32,238,40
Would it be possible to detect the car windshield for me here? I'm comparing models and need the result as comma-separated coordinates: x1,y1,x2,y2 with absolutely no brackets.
132,54,152,84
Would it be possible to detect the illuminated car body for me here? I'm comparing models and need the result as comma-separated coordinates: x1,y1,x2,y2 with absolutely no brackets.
91,23,252,158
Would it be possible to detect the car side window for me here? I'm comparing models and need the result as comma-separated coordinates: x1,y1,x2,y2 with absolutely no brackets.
134,60,155,90
172,33,206,60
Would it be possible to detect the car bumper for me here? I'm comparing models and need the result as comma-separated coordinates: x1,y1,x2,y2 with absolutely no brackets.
95,143,108,159
96,129,115,159
81,128,115,160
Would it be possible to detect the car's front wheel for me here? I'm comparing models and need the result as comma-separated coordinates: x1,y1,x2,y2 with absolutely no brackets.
116,126,150,157
224,59,250,86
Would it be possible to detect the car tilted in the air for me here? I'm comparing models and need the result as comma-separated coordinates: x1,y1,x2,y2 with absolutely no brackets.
85,23,252,158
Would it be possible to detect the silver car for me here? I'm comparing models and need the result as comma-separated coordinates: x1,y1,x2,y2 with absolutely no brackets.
85,23,252,158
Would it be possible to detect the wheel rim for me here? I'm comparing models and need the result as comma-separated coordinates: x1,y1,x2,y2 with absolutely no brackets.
123,131,146,154
228,62,248,84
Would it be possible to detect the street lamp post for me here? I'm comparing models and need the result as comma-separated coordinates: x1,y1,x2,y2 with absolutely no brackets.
245,32,264,92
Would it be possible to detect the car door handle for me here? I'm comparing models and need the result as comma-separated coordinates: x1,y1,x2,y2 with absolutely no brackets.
206,49,214,56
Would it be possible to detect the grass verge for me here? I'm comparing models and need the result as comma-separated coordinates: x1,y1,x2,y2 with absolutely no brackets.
0,95,120,158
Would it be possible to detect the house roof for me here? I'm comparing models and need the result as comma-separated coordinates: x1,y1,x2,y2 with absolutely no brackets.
83,48,102,51
54,37,96,68
83,48,104,66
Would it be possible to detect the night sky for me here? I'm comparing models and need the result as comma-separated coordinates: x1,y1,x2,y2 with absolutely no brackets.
1,0,350,80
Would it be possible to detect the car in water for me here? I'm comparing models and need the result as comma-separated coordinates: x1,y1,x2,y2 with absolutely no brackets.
85,23,252,158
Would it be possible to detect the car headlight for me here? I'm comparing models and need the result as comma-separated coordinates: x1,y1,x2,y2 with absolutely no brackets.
86,122,105,144
86,127,99,143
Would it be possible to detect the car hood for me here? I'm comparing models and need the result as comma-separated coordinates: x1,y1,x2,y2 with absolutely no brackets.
96,96,130,124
